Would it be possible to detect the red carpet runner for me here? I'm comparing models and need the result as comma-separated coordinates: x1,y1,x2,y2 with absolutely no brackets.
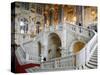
15,57,40,73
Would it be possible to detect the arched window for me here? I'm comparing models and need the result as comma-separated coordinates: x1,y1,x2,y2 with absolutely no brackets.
36,5,42,15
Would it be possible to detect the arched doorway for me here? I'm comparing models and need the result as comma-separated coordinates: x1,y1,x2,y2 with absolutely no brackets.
73,41,85,53
48,33,61,60
73,41,85,66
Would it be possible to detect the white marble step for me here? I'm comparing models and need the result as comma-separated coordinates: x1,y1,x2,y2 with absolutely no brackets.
89,59,97,64
90,56,97,61
84,51,97,69
26,67,75,73
92,53,97,56
85,63,97,69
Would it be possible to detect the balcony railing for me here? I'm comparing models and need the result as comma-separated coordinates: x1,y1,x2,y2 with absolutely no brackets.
41,54,75,69
65,23,95,38
76,32,97,68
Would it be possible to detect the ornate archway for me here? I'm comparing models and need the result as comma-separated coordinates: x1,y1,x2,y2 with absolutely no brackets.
73,41,85,53
48,33,62,59
72,41,85,66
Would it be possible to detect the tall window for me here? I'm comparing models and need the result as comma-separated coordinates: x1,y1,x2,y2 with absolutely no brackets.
36,5,42,15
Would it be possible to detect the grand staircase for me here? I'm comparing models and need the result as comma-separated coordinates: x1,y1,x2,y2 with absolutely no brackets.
85,49,97,69
15,23,98,72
